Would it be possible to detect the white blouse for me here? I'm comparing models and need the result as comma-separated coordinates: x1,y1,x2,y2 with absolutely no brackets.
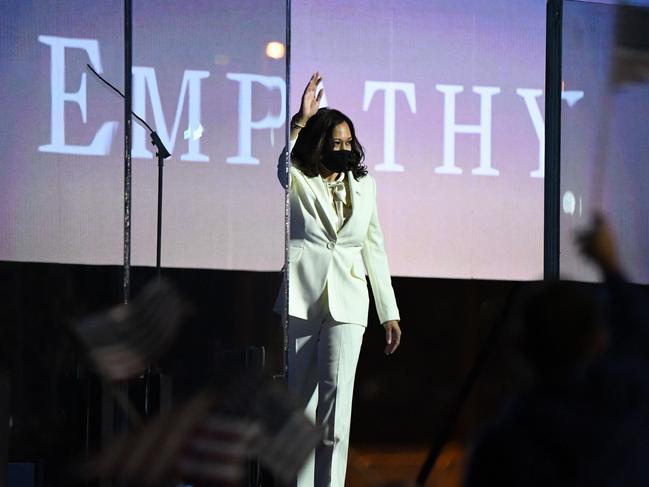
323,172,352,231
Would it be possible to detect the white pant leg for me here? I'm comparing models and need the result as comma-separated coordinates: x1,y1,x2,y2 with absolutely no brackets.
288,315,321,487
315,319,365,487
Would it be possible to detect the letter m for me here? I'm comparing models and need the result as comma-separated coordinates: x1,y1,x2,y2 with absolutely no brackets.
132,67,210,161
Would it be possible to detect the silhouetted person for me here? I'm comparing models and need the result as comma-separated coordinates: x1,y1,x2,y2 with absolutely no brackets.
464,216,649,487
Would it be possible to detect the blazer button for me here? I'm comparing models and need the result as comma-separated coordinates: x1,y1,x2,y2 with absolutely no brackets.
326,242,335,250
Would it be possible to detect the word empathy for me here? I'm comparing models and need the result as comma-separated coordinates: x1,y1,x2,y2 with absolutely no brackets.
39,35,584,177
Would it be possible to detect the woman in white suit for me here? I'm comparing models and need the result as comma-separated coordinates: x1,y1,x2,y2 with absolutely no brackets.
278,73,402,487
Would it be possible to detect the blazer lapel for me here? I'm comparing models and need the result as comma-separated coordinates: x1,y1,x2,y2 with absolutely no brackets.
301,173,338,238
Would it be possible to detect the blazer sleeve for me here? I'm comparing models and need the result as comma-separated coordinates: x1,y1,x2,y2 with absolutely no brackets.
361,176,400,324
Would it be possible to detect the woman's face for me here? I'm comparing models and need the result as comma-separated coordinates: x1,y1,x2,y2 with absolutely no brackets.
331,122,353,151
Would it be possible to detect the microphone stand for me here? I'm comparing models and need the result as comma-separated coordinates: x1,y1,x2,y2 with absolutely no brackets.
86,64,171,421
86,64,171,280
150,132,171,279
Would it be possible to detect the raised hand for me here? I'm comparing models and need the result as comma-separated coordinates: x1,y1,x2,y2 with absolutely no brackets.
296,72,324,124
576,213,620,273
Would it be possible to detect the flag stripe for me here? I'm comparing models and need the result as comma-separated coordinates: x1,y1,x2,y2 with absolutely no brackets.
253,412,321,482
143,396,213,484
177,458,243,483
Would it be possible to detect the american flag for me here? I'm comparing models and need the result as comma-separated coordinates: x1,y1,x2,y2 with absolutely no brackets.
611,3,649,87
81,372,321,486
248,382,322,484
72,278,188,381
83,391,259,486
178,414,262,485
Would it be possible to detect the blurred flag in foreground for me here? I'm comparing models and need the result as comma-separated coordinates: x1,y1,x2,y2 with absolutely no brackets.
72,278,188,381
248,380,322,483
81,371,321,486
84,392,258,486
612,3,649,86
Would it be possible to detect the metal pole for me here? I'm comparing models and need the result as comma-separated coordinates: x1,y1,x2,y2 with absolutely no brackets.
114,6,133,485
282,0,291,380
123,0,133,304
544,0,563,280
156,156,163,279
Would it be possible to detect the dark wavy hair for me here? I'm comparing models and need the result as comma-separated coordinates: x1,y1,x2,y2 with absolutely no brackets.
291,108,368,179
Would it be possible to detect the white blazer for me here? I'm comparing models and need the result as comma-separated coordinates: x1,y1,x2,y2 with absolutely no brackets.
275,142,400,327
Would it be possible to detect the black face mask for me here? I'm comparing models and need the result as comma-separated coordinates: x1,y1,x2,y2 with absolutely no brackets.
322,149,353,173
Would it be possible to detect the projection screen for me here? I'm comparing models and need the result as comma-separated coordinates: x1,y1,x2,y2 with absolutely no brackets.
11,1,634,280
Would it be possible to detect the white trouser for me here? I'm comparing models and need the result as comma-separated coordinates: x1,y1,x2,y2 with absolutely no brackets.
287,298,366,487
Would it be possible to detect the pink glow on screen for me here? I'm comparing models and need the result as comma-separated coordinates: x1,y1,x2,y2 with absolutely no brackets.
291,0,547,279
13,1,645,281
